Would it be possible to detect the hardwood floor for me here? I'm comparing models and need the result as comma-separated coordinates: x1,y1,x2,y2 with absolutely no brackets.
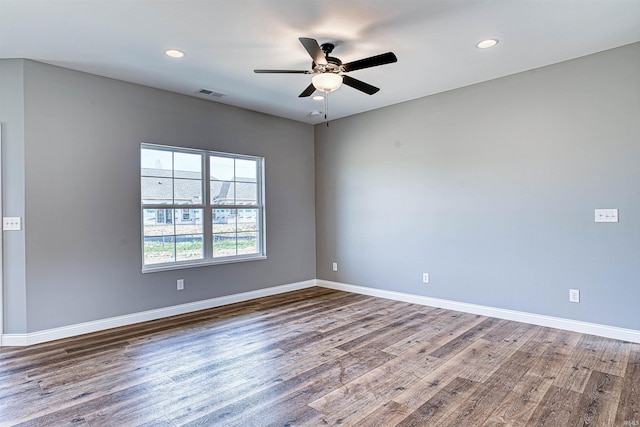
1,287,638,426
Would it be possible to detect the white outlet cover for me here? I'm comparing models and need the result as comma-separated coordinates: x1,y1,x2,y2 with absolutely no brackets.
569,289,580,303
332,262,338,272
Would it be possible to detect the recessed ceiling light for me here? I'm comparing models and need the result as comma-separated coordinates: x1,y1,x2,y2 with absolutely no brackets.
164,49,186,58
476,39,499,49
312,95,325,101
309,111,323,117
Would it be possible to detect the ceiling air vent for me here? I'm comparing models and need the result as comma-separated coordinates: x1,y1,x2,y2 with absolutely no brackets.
196,88,227,98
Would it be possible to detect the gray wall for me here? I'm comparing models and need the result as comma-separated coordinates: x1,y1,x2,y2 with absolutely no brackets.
0,59,28,333
315,43,640,330
2,59,316,334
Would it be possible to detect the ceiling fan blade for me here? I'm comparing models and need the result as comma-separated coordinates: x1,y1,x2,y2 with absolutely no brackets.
342,75,380,95
299,37,327,65
254,69,311,74
342,52,397,72
298,83,317,98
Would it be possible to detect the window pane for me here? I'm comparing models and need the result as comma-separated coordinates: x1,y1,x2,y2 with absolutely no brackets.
210,156,234,181
211,181,235,205
141,177,173,204
238,232,259,255
141,149,173,178
174,178,202,205
143,209,157,225
143,209,174,235
213,234,237,258
144,235,175,265
174,152,201,179
236,159,257,182
235,182,257,205
237,209,258,231
212,209,236,233
175,209,203,235
176,235,204,261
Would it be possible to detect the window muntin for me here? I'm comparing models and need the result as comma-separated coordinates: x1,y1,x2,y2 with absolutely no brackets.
141,144,265,271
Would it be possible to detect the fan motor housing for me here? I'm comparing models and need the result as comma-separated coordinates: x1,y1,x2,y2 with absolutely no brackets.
311,42,343,73
313,56,343,74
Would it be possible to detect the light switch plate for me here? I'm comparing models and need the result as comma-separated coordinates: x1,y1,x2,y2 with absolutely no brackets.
595,209,618,223
2,217,22,231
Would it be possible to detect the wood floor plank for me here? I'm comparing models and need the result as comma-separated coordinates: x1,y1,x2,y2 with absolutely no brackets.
335,310,430,352
395,376,481,427
427,317,502,358
0,287,637,427
381,311,484,356
524,384,585,426
391,339,491,411
482,351,557,426
572,370,623,426
356,401,414,427
615,344,640,426
553,334,610,393
232,350,409,426
7,377,176,427
525,329,583,382
437,348,533,426
173,347,395,426
306,362,422,425
481,331,583,426
482,372,553,426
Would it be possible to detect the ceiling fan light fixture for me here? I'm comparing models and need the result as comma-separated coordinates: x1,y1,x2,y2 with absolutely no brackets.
476,38,499,49
312,73,343,93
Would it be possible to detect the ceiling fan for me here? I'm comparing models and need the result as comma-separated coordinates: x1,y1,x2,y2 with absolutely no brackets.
254,37,397,97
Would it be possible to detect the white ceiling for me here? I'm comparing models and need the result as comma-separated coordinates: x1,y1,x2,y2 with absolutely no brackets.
1,0,639,124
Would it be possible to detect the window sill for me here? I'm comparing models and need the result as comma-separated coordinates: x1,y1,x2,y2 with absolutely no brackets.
141,255,267,274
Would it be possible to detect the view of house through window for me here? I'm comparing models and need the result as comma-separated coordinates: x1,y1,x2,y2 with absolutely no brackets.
141,144,265,270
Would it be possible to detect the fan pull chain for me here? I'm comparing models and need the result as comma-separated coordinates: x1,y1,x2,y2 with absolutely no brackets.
325,92,330,127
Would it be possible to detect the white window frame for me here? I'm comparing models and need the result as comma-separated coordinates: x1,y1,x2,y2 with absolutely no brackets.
141,143,266,273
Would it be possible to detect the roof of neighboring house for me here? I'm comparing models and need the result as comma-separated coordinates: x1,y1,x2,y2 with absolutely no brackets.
141,168,257,205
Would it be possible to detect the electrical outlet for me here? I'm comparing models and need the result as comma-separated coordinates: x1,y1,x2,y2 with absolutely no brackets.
332,262,338,272
422,273,430,283
177,279,184,290
569,289,580,303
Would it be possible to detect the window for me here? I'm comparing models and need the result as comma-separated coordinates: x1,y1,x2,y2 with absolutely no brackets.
141,144,265,272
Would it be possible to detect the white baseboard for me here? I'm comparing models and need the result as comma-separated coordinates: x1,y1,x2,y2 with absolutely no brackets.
4,278,639,346
1,280,316,347
316,279,640,344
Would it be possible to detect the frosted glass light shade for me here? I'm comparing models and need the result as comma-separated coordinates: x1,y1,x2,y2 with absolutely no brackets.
312,73,343,93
